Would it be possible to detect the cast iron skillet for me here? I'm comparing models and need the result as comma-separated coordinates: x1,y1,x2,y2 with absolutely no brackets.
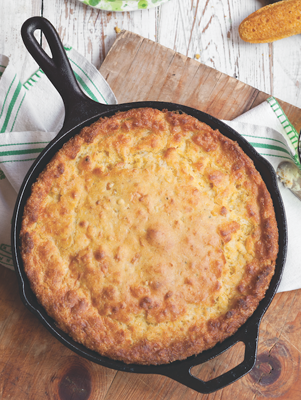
12,16,287,394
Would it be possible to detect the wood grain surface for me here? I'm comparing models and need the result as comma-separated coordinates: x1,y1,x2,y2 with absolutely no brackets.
0,30,301,399
2,0,301,108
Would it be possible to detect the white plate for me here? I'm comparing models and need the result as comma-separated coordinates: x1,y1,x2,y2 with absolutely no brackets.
79,0,171,11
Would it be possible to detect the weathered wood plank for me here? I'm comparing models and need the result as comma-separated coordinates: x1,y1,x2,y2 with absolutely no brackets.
2,0,301,110
158,0,271,95
158,0,301,109
0,0,42,81
42,0,157,70
100,30,301,129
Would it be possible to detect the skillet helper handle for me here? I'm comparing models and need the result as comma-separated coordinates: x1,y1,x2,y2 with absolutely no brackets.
163,323,259,394
21,17,106,134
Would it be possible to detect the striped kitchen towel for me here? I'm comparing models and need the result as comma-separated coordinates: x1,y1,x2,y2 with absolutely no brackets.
224,99,301,293
0,47,117,270
226,97,301,171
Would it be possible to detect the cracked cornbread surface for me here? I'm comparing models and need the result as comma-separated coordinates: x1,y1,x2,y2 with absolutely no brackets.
20,108,278,365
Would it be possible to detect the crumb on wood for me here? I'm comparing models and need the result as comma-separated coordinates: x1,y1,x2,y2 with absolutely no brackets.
195,53,201,60
115,26,121,34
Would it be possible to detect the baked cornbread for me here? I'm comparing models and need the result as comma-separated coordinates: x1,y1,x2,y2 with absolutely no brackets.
239,0,301,43
20,108,278,365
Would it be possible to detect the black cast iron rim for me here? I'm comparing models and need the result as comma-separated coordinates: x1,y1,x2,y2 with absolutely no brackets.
11,16,288,394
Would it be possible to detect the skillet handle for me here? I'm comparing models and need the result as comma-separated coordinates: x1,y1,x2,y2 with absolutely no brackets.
21,17,108,135
162,322,259,394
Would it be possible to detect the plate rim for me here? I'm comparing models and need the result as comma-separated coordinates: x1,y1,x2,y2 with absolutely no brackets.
78,0,171,11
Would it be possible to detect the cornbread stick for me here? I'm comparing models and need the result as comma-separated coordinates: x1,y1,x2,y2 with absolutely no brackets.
239,0,301,43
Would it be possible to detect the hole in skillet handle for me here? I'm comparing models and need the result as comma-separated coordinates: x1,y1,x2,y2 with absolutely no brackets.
20,16,110,136
161,320,260,394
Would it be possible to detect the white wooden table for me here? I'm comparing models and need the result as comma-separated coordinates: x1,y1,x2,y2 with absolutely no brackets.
1,0,301,111
2,2,301,400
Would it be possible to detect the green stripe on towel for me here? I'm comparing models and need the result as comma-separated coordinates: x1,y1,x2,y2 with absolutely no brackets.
10,92,26,132
0,81,22,133
0,148,44,157
0,141,49,148
73,71,98,102
248,142,291,155
0,74,16,119
69,58,107,104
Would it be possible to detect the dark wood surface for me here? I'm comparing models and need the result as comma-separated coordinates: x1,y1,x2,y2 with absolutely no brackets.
1,31,300,399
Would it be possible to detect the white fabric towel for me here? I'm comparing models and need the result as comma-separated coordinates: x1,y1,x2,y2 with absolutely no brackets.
0,50,300,293
223,98,301,293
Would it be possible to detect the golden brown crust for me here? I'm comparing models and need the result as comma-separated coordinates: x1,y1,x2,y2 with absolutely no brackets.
20,108,278,365
239,0,301,43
